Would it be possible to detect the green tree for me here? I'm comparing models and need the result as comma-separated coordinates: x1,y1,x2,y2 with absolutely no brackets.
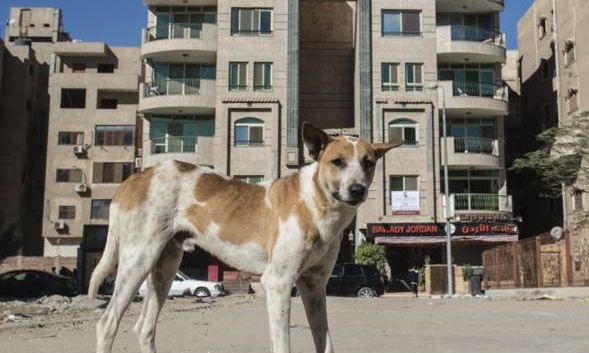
354,242,386,274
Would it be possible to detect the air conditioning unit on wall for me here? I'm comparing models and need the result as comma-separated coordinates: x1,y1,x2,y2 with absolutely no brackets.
75,183,88,193
54,220,66,230
73,145,86,155
134,157,142,169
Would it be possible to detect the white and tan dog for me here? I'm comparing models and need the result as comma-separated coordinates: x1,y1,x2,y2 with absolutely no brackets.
88,123,401,353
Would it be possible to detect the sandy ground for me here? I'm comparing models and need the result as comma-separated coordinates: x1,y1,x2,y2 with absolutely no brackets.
1,294,588,353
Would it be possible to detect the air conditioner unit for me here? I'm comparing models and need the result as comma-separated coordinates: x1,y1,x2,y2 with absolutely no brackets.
54,220,66,230
73,145,86,154
136,148,143,157
134,157,142,169
75,183,88,193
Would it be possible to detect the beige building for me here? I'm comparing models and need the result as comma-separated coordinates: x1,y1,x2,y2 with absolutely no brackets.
138,0,515,282
0,7,68,256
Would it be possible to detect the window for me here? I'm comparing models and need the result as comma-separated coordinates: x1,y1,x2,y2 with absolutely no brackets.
58,206,75,220
93,162,133,183
98,98,118,109
229,62,248,91
447,117,496,153
234,118,264,146
389,119,417,145
72,63,86,73
538,17,547,38
405,63,423,91
382,10,421,36
564,41,576,66
441,169,500,195
231,8,272,35
254,62,272,91
382,63,399,91
236,175,264,184
60,89,86,108
390,176,418,191
95,125,134,146
573,190,584,211
58,131,84,145
567,89,578,113
91,199,111,220
56,168,83,183
149,115,214,154
97,64,115,73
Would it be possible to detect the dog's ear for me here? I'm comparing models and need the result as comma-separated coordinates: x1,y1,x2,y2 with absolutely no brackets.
372,141,404,159
302,122,332,161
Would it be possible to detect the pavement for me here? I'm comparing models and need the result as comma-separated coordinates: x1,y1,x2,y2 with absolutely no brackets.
1,294,588,353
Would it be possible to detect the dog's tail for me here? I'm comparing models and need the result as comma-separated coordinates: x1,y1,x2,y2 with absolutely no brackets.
88,230,118,299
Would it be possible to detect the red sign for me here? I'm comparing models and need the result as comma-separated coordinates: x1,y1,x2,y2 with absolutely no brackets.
367,222,518,238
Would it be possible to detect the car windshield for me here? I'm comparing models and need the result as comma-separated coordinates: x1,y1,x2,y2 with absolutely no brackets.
176,270,189,281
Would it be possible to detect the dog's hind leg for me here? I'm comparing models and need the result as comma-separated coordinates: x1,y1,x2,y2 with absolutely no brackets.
135,240,183,353
96,237,170,353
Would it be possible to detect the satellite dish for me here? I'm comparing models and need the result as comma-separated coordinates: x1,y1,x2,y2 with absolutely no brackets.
550,226,563,240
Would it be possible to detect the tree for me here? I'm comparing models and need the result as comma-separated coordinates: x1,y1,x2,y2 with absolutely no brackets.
354,242,386,274
510,110,589,196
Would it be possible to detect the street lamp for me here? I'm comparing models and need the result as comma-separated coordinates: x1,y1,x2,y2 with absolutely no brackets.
428,83,454,297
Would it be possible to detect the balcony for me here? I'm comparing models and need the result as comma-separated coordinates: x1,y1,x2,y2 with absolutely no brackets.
142,135,214,168
438,80,508,116
436,0,504,12
141,22,217,62
51,73,139,92
445,137,501,168
139,78,215,114
449,193,513,217
437,26,506,64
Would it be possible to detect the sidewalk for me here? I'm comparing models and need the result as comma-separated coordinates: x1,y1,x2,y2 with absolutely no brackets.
485,286,589,300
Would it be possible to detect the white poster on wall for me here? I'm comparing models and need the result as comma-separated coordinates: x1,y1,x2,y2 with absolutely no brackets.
391,191,420,215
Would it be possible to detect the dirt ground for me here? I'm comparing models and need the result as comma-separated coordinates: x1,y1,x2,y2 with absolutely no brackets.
1,294,588,353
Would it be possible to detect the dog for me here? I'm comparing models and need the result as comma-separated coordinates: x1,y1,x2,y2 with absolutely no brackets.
88,123,401,353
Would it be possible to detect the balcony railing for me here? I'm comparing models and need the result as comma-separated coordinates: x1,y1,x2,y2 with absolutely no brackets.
452,81,506,99
453,137,495,154
450,26,504,46
144,23,202,42
452,193,512,213
144,78,200,97
234,139,264,147
151,135,197,154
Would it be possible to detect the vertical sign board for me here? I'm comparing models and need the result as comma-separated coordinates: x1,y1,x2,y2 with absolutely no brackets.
391,191,420,215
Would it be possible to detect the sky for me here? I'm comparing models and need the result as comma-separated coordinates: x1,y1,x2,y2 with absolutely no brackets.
1,0,534,49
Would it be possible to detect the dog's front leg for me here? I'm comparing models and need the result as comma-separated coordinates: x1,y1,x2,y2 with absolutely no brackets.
262,268,294,353
296,272,333,353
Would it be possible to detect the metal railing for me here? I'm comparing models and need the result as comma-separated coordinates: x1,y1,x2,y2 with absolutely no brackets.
228,84,247,91
231,29,272,35
144,78,200,97
450,26,504,46
453,137,495,154
382,30,422,36
452,193,511,212
144,23,202,42
151,135,197,154
234,139,264,147
452,81,505,99
253,84,273,91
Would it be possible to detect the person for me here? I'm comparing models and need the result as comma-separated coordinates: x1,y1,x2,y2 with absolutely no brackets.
408,266,419,298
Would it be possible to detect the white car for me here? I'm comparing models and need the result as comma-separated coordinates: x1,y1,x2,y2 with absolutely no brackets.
138,270,225,298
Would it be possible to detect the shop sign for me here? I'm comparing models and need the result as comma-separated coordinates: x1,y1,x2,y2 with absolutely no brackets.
367,222,519,238
391,191,420,215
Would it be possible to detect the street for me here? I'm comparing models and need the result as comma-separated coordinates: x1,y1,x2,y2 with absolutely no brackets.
1,294,588,353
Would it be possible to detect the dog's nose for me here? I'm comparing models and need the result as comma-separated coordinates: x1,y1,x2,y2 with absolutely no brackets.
349,184,366,200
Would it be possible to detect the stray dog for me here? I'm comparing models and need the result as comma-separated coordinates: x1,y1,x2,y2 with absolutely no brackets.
88,123,401,353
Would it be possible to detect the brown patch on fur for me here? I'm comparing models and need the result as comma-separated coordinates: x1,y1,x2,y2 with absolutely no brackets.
174,160,198,173
112,167,155,211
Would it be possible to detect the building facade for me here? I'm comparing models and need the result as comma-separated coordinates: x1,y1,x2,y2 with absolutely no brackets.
138,0,516,282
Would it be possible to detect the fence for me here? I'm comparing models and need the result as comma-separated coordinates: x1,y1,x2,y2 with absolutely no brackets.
483,228,589,289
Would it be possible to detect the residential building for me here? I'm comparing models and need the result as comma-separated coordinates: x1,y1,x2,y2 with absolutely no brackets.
516,0,589,283
138,0,515,284
0,7,69,256
41,43,141,256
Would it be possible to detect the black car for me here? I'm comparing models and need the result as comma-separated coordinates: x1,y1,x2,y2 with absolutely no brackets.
0,270,79,298
326,263,385,298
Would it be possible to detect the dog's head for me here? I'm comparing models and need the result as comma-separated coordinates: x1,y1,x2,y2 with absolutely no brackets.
302,122,403,207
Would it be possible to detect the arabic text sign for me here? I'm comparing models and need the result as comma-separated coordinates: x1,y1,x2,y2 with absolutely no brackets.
391,191,420,215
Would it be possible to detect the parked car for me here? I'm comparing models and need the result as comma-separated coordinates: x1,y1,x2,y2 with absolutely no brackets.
138,270,225,298
0,270,78,298
326,263,385,298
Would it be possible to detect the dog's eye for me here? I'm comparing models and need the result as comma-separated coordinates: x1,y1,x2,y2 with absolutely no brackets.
362,158,375,170
331,158,344,167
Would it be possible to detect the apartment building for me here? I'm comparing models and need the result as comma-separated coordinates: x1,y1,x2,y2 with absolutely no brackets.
517,0,589,283
138,0,515,282
0,8,68,256
41,43,141,257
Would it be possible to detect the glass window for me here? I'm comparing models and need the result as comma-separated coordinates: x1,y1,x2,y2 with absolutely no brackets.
95,125,134,146
229,62,247,91
382,63,399,91
60,89,86,108
234,117,264,146
345,265,363,276
235,175,264,184
406,63,423,91
254,62,272,91
56,169,83,183
91,199,111,220
58,131,84,145
97,64,115,73
382,10,421,36
389,119,418,145
231,8,273,34
58,206,76,219
390,176,418,191
93,163,133,183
